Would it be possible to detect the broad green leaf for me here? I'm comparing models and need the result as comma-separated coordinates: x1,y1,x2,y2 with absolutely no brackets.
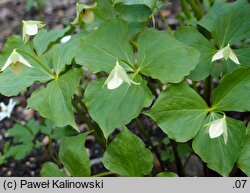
33,26,72,55
137,29,200,83
145,83,209,142
28,69,81,130
175,26,217,81
156,172,178,177
75,19,134,73
45,32,88,75
0,36,54,96
234,46,250,67
237,124,250,176
84,75,152,138
40,162,68,177
112,0,157,10
114,4,152,23
59,132,91,177
111,0,156,37
192,113,245,176
94,0,115,20
103,128,153,176
4,143,33,160
7,119,40,143
212,67,250,112
199,0,250,47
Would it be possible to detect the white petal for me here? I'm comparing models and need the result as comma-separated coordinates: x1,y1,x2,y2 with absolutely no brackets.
208,120,224,138
18,55,33,68
0,102,6,110
212,49,224,62
7,99,16,115
60,35,72,44
0,112,8,121
229,51,240,65
1,56,12,71
26,24,38,36
107,72,123,90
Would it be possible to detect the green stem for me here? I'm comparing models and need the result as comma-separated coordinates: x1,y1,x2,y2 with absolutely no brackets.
119,59,136,72
72,95,106,148
180,0,191,19
170,139,185,176
186,0,204,19
74,94,89,113
136,118,164,171
48,137,61,166
129,39,138,51
156,7,173,35
195,0,204,15
93,171,116,177
72,99,93,130
203,76,212,105
16,49,55,77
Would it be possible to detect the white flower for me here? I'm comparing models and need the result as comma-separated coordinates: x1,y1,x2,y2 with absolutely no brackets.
71,3,96,25
0,99,16,121
22,20,45,43
212,44,240,65
104,61,140,90
206,114,228,144
60,35,72,44
1,49,33,74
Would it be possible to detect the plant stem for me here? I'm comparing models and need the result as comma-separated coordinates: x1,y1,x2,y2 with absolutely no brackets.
156,7,173,35
93,171,116,177
135,118,164,170
16,49,55,77
186,0,204,19
72,99,93,130
180,0,191,19
170,139,185,176
72,95,106,148
48,137,61,166
203,75,212,105
74,94,89,113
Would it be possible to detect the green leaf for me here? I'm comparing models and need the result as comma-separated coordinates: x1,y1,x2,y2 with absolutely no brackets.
114,4,152,23
112,0,157,10
212,67,250,112
28,69,81,130
234,46,250,67
59,132,91,177
199,0,250,47
75,19,134,73
40,162,68,177
145,83,209,142
4,143,33,160
237,124,250,176
33,26,72,55
137,29,200,83
84,75,152,138
45,32,88,75
103,128,153,176
175,26,217,81
156,172,178,177
94,0,116,21
7,119,40,143
193,113,246,176
0,36,54,96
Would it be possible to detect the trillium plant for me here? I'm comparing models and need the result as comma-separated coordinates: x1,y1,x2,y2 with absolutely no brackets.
1,0,250,177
